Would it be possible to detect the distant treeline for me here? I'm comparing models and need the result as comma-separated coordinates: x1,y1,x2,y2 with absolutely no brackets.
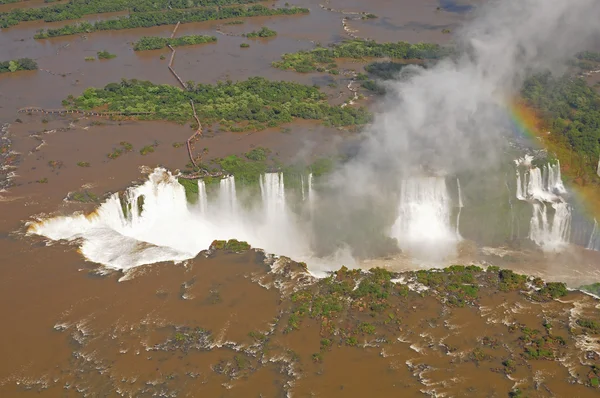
0,0,264,28
0,58,38,73
133,35,217,51
272,40,449,73
34,5,309,38
64,77,371,130
522,73,600,182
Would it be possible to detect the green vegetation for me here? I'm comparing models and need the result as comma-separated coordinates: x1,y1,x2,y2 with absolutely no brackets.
0,0,21,5
519,326,565,360
37,177,49,184
0,58,38,73
34,5,309,38
84,56,95,61
521,73,600,186
97,50,116,60
225,19,244,25
245,147,270,161
140,144,156,155
65,77,371,130
1,0,265,28
210,239,251,252
178,178,199,202
133,35,217,51
272,40,448,73
245,26,276,38
120,141,133,152
569,51,600,71
216,155,267,184
579,282,600,296
77,161,91,167
69,190,99,203
577,318,600,333
498,269,527,291
240,43,250,48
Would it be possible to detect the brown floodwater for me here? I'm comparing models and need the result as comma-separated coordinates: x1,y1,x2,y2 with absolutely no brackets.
3,0,600,396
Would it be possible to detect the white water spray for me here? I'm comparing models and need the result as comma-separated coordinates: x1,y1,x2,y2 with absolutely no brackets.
390,177,459,261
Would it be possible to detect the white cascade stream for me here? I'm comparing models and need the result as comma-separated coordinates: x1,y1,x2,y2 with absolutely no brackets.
515,158,571,251
390,176,459,261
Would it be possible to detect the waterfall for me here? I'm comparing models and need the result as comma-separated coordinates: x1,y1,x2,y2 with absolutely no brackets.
27,168,317,271
390,177,458,260
307,173,315,217
515,159,571,251
456,178,463,237
218,176,238,218
260,173,286,218
588,219,600,251
198,180,208,215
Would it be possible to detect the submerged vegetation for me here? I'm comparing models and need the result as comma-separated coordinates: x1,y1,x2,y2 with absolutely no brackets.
0,58,38,73
133,35,217,51
64,77,371,129
33,5,309,38
272,40,448,73
97,50,116,60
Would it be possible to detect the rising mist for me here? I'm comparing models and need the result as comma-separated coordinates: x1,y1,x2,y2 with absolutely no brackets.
311,0,600,261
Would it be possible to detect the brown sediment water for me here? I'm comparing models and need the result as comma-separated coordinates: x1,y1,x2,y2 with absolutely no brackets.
3,0,600,396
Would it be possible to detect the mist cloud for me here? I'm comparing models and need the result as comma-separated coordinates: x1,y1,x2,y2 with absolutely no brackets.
313,0,600,259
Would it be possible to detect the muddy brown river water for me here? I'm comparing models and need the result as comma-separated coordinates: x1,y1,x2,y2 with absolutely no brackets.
1,0,600,396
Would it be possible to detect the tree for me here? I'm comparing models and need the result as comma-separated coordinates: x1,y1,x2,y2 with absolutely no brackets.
8,60,18,72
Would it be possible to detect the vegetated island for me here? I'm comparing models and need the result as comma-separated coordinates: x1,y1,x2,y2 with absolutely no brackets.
0,0,22,5
62,77,371,130
133,35,217,51
244,26,276,38
33,5,309,38
272,39,449,73
0,0,264,28
0,57,38,73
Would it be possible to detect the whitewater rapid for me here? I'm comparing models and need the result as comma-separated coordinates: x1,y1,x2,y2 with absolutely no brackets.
28,169,317,271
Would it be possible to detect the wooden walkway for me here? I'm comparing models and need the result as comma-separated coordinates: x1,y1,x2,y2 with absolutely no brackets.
17,107,154,117
21,20,208,178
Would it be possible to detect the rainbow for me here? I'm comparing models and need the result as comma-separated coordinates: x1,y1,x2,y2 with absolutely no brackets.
508,100,600,222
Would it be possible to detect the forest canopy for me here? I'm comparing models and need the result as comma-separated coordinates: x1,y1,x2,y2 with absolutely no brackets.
0,0,264,28
34,5,309,38
64,77,372,131
272,40,449,73
0,58,38,73
521,73,600,183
